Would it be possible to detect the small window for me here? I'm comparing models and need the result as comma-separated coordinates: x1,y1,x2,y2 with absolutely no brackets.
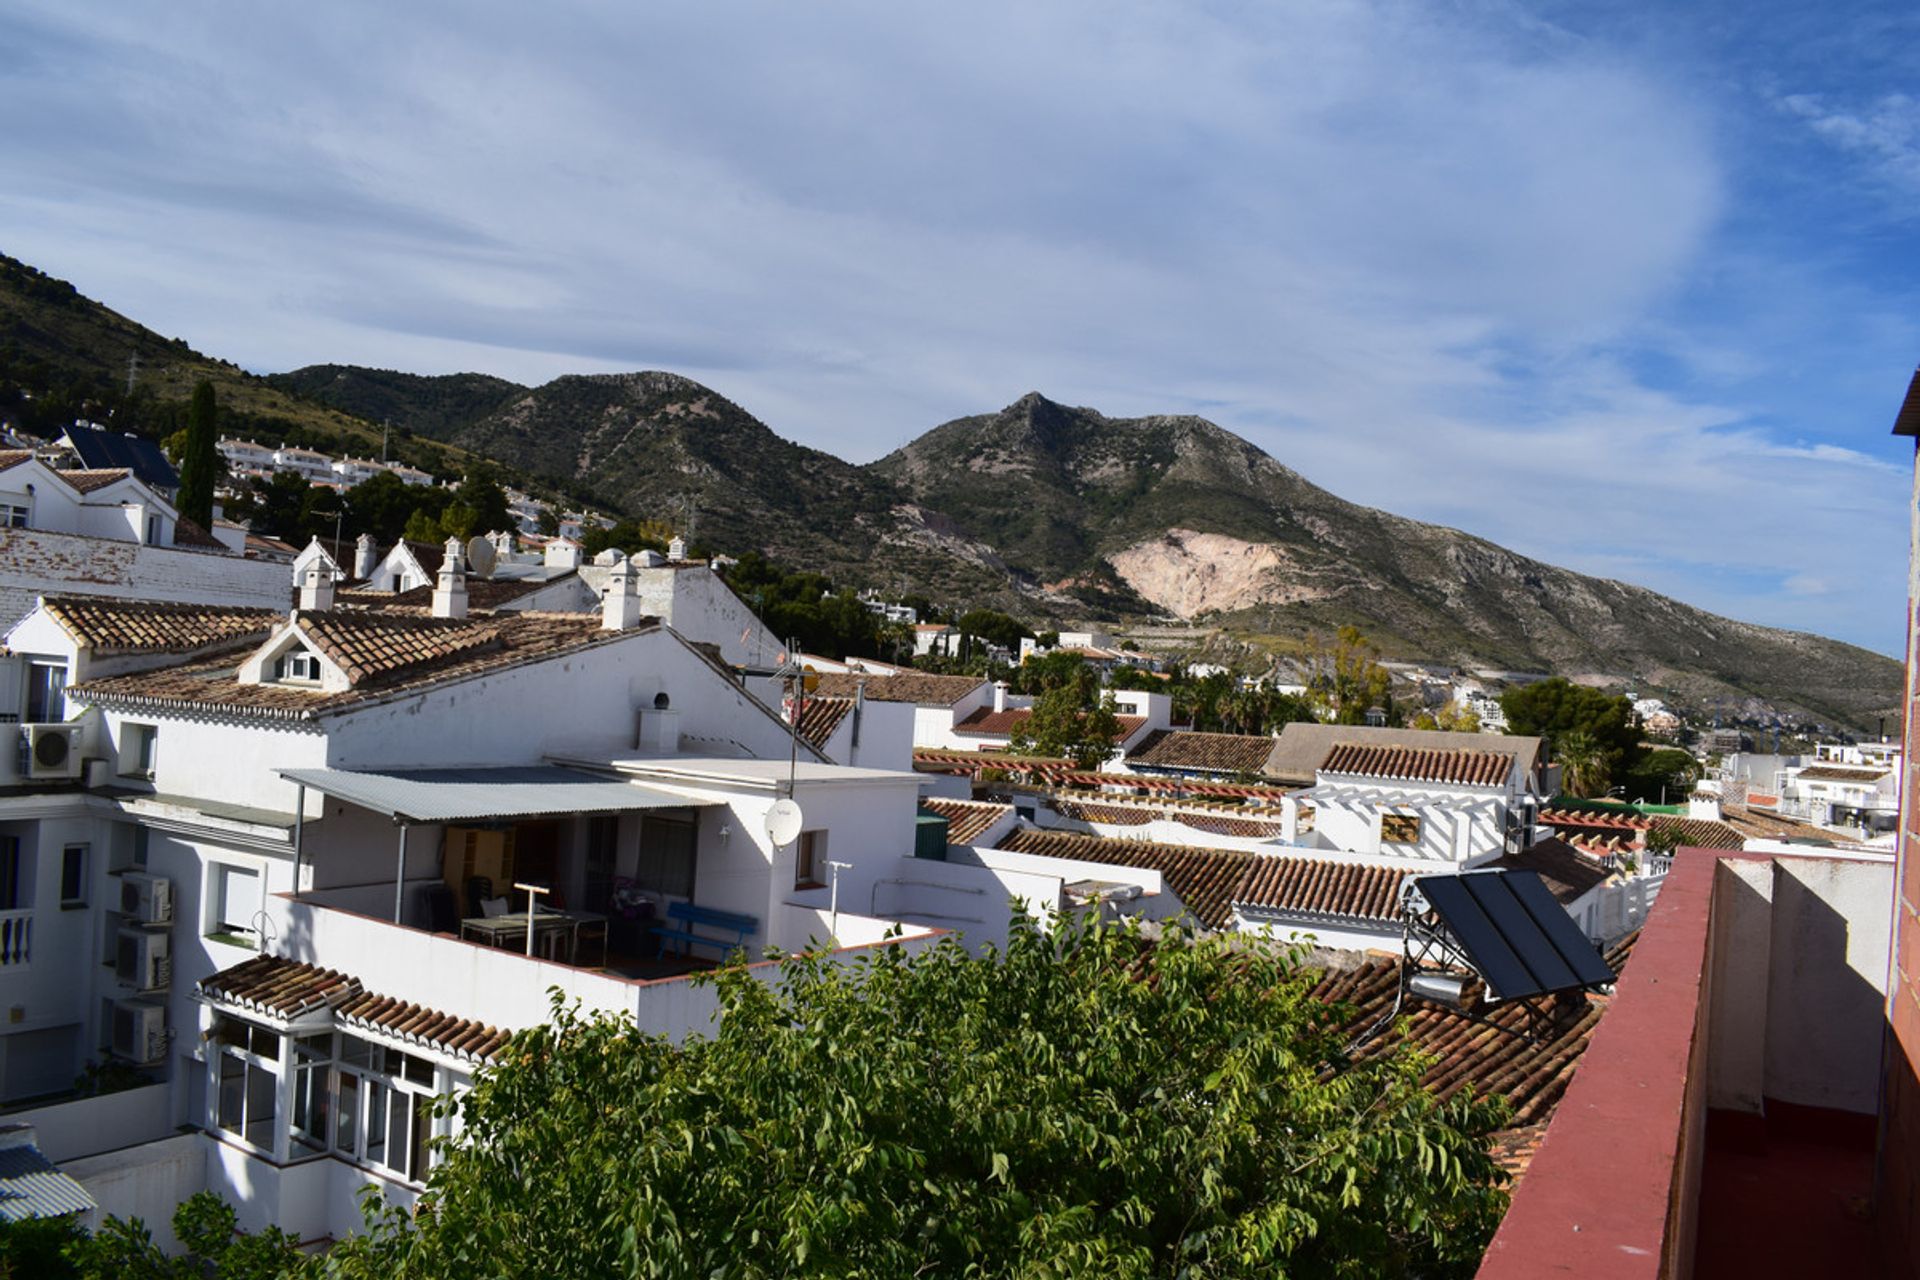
25,662,66,725
60,844,86,908
1381,814,1422,844
121,723,158,778
0,504,27,528
274,651,322,684
794,830,826,890
211,863,263,938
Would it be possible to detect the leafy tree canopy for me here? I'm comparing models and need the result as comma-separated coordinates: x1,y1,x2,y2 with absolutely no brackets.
1500,678,1644,791
1306,627,1391,726
322,915,1508,1279
955,608,1031,650
1010,683,1123,768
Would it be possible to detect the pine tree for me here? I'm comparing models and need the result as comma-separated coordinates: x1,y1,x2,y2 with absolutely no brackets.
176,380,218,528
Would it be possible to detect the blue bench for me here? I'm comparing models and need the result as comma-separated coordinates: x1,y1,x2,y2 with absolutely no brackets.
651,901,758,959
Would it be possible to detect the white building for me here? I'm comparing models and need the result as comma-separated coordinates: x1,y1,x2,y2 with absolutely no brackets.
268,447,335,483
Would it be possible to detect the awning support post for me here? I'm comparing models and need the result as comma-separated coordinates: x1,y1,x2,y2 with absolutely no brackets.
393,822,410,924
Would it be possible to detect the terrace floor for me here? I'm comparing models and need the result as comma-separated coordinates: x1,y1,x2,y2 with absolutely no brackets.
1692,1103,1881,1280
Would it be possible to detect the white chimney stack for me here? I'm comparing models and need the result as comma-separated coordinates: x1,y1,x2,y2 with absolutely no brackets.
667,535,688,561
432,536,468,620
298,560,335,611
544,539,582,571
993,681,1009,713
353,532,379,580
602,554,646,630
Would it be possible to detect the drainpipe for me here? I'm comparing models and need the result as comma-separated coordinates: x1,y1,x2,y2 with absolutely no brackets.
291,784,305,892
393,822,410,924
852,677,865,752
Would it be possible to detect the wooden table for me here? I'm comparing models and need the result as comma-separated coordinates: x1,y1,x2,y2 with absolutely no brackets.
461,910,610,965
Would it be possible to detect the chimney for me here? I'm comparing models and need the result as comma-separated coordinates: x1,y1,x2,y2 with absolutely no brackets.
544,539,582,571
993,681,1009,712
667,535,688,561
298,559,335,611
354,532,379,580
602,554,645,630
432,536,468,620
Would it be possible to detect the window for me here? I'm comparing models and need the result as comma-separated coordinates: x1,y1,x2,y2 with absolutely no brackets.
0,504,27,529
1381,814,1422,844
144,514,160,545
213,1016,280,1151
330,1034,440,1183
794,830,826,890
121,723,157,778
290,1033,332,1152
634,812,697,900
59,844,85,908
273,650,322,684
0,837,21,911
24,663,65,725
211,864,263,938
132,826,149,868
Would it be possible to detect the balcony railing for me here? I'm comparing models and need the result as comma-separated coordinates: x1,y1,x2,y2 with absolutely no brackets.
0,908,32,966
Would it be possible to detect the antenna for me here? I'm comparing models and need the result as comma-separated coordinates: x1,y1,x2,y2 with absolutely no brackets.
466,535,498,579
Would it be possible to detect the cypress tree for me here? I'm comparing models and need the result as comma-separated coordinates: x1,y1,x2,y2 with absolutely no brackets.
177,380,217,527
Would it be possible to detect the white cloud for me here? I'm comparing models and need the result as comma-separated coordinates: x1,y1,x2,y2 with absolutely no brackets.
0,1,1910,655
1777,91,1920,193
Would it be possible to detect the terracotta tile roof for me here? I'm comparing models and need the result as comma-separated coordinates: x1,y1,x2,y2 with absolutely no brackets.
1319,743,1512,787
1312,958,1606,1132
953,706,1147,741
336,990,511,1061
995,828,1253,930
1537,808,1651,833
298,610,502,685
1486,839,1611,904
1052,799,1155,825
41,596,280,653
790,696,853,751
1267,723,1540,786
1176,812,1286,839
198,955,507,1062
171,515,228,550
1232,855,1408,922
1128,729,1278,775
72,611,633,722
61,467,131,493
199,953,360,1018
0,451,33,473
920,798,1014,845
1647,815,1745,850
1794,765,1890,783
371,572,576,612
813,671,985,706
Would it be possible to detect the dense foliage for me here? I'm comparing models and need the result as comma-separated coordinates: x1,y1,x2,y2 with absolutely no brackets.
1304,628,1392,725
174,381,219,528
319,915,1507,1278
1500,678,1644,798
719,551,894,662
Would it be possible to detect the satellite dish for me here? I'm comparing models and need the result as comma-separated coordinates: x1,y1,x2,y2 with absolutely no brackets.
765,798,805,847
466,536,498,579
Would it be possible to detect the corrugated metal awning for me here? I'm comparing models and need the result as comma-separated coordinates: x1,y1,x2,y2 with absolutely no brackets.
277,766,705,824
0,1142,97,1220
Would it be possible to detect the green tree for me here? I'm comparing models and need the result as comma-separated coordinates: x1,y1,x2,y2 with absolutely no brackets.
1012,650,1096,697
344,471,428,544
1622,748,1701,804
323,914,1508,1278
1412,703,1482,734
1553,730,1610,798
1011,684,1123,767
1306,627,1391,725
63,1191,307,1279
0,1213,85,1279
955,608,1031,651
449,466,513,538
175,380,219,528
1501,678,1643,786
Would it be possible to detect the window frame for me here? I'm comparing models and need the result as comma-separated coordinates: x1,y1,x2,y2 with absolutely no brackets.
794,829,826,890
120,722,158,779
59,843,86,909
0,503,27,529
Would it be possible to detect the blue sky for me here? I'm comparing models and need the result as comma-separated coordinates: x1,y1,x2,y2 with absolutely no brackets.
2,2,1916,654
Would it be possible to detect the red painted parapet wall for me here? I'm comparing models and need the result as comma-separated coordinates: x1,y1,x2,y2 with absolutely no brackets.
1475,848,1738,1280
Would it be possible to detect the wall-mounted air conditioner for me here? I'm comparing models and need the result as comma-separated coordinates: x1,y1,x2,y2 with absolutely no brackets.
25,724,82,780
110,998,166,1065
115,926,171,991
121,871,173,925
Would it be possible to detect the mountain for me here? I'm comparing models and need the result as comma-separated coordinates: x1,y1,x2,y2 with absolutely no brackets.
871,394,1902,731
2,248,1895,731
0,253,481,479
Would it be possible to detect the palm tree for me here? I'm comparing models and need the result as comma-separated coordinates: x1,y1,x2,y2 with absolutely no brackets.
1554,731,1610,799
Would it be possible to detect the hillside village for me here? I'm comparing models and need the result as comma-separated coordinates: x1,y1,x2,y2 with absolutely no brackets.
0,348,1903,1274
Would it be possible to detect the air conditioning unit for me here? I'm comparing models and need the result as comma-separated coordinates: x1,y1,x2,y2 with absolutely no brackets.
25,724,81,780
115,927,171,991
120,871,173,925
110,998,166,1065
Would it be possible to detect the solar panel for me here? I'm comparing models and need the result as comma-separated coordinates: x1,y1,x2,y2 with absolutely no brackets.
1413,870,1615,1000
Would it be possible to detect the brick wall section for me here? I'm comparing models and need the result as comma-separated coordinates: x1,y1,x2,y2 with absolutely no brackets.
1882,439,1920,1271
0,528,290,633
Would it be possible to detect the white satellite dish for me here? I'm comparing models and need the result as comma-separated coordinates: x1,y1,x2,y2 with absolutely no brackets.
466,535,498,579
765,798,805,847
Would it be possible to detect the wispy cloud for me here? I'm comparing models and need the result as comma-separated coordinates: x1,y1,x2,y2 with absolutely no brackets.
0,0,1912,654
1776,91,1920,193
